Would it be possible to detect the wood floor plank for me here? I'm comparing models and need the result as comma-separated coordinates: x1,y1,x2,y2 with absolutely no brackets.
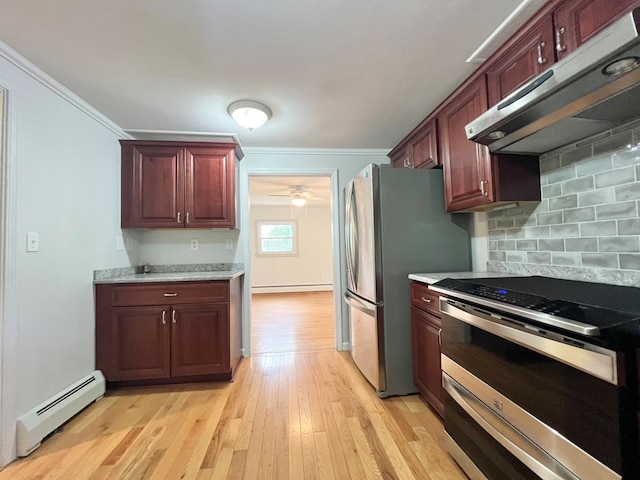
0,291,465,480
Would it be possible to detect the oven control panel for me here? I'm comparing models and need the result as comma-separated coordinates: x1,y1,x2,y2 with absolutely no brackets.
430,278,639,334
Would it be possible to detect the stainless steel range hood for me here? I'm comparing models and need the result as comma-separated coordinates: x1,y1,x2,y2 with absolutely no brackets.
466,7,640,155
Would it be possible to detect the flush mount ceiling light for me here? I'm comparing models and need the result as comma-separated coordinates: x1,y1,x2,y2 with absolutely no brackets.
291,194,307,207
227,100,272,130
602,56,640,76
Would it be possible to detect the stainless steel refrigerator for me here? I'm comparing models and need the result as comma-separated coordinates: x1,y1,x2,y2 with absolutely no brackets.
344,164,471,397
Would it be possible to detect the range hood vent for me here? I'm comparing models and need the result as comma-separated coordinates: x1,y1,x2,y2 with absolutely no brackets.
466,8,640,155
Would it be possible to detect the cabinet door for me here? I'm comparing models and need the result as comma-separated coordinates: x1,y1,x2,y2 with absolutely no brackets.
439,77,493,211
389,146,409,168
184,146,235,228
409,119,439,169
486,16,555,107
411,307,444,418
108,305,171,381
122,144,185,228
554,0,639,60
170,303,230,377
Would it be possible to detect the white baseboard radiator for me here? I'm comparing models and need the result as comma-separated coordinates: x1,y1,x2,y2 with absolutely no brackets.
16,370,106,457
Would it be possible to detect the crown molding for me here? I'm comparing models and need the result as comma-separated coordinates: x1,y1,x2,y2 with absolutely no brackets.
242,147,390,156
0,40,130,139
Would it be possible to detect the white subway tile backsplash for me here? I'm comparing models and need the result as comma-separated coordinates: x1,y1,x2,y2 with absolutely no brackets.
578,188,615,207
486,120,640,286
581,253,619,269
620,254,640,270
562,176,594,194
539,239,565,251
594,166,636,188
550,224,580,238
565,238,598,252
596,201,637,220
615,183,640,202
618,218,640,235
599,237,640,252
563,207,595,223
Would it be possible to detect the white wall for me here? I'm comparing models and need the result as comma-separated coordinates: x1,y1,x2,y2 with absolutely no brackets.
0,48,136,464
250,204,333,291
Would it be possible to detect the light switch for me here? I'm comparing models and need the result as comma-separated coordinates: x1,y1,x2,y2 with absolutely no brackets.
116,236,125,251
26,231,39,252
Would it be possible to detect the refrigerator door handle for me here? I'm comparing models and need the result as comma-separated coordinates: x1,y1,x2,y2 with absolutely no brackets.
345,181,358,290
344,291,377,315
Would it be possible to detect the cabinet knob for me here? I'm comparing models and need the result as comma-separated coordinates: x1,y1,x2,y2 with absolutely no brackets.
163,293,178,297
162,310,167,325
421,296,432,303
556,27,566,53
537,41,546,65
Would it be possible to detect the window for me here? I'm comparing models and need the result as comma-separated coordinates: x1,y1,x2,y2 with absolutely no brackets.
256,220,298,256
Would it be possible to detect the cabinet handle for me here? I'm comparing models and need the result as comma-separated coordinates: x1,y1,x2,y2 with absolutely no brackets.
186,212,190,224
536,41,546,65
438,328,442,346
407,154,413,168
480,179,488,197
177,211,181,224
555,27,566,53
163,293,178,297
162,310,167,325
420,296,433,303
172,310,176,324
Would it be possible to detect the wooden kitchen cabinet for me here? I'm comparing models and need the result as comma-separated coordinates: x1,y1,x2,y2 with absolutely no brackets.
389,118,439,169
120,140,239,229
486,15,556,107
95,279,242,385
553,0,640,61
438,76,541,212
411,281,444,418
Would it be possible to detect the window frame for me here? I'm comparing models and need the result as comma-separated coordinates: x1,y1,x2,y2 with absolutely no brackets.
255,220,299,257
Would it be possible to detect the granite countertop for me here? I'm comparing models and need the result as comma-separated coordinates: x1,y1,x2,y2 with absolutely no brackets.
409,271,525,285
93,263,244,284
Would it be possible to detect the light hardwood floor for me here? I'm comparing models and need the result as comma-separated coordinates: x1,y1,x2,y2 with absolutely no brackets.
0,292,465,479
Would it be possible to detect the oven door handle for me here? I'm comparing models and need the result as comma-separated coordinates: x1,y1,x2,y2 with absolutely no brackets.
439,299,618,385
443,373,581,480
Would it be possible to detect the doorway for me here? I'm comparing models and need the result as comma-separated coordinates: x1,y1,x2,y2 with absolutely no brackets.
241,170,342,357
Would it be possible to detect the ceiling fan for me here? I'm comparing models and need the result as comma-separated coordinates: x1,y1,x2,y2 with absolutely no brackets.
267,185,321,206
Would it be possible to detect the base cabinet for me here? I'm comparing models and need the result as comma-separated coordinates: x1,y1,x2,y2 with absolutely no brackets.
411,282,444,417
96,279,241,384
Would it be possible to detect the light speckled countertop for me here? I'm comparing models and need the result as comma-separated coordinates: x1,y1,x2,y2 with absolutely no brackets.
94,270,244,284
409,271,526,285
93,263,244,284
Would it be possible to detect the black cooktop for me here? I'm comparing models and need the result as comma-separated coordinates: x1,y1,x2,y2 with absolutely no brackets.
430,276,640,336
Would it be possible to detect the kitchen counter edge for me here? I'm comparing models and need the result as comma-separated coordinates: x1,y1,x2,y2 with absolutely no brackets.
94,269,245,284
409,271,519,285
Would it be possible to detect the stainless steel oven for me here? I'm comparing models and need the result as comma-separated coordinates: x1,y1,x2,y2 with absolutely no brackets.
430,277,640,480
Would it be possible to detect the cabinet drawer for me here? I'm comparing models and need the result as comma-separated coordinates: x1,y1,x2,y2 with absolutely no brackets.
110,281,229,306
411,282,440,317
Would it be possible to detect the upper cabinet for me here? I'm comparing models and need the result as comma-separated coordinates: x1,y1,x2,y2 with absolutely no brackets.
554,0,640,60
486,16,556,107
389,0,639,212
389,118,439,169
121,140,240,229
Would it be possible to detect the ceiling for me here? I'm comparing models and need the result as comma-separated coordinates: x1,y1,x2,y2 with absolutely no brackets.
0,0,537,150
249,176,331,206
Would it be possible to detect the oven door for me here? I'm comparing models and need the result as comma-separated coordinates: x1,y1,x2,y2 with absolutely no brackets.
439,297,630,480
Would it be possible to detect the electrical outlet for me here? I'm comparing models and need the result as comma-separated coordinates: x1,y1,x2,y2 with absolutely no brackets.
226,239,233,250
190,238,199,251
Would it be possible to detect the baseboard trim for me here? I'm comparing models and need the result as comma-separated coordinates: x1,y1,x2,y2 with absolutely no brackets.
251,285,333,294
